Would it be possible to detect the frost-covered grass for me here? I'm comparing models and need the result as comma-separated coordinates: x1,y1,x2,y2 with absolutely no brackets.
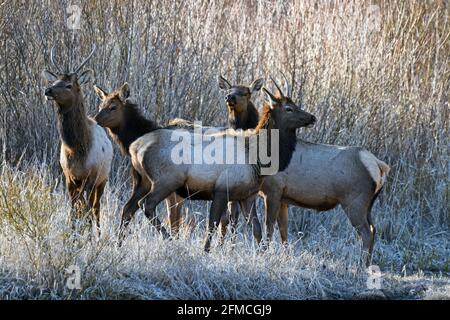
0,0,449,299
0,163,448,300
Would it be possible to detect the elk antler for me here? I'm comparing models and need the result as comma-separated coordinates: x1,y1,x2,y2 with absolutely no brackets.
50,46,63,74
262,86,278,103
219,75,232,88
73,44,96,74
270,76,284,97
281,72,292,97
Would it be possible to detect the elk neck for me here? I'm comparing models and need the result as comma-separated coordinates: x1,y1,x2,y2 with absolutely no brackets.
109,102,159,156
229,101,259,130
55,94,92,161
254,104,297,174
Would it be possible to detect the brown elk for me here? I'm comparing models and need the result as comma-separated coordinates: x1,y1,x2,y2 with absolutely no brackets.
93,82,179,236
97,82,315,251
260,79,390,266
218,75,262,130
217,75,264,244
42,46,113,230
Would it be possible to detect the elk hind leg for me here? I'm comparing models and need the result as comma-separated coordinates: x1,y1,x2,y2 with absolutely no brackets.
139,180,180,239
277,203,289,245
344,200,375,267
204,192,228,252
240,196,262,244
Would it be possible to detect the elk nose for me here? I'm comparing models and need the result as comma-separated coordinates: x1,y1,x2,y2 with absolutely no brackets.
311,115,317,123
225,94,236,104
44,88,52,96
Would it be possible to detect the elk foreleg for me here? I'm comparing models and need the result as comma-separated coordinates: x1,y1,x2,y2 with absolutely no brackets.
165,192,183,237
120,169,150,231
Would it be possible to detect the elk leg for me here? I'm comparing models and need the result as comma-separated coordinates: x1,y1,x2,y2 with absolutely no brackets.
120,169,150,231
219,205,231,245
204,192,228,252
229,202,240,244
343,197,375,267
86,182,97,221
139,181,177,239
264,194,282,246
277,203,289,245
92,181,106,233
367,210,376,263
165,192,183,237
219,202,239,246
240,196,262,244
67,180,87,225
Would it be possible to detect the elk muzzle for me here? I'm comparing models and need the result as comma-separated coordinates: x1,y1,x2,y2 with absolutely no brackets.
44,87,55,100
307,115,317,128
225,94,236,107
93,112,105,126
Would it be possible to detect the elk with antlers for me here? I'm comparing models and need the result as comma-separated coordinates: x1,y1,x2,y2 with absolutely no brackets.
260,77,390,266
93,82,316,251
42,46,113,231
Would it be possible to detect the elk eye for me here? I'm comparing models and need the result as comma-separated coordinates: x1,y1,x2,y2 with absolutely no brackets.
66,84,72,89
285,106,294,113
110,105,117,111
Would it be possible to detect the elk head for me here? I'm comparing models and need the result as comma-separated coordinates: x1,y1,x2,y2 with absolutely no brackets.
218,75,264,116
42,46,96,107
93,82,130,129
261,77,316,130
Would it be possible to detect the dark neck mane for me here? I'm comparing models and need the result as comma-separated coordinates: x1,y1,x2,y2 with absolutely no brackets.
229,101,260,130
254,103,297,174
110,102,159,156
56,95,91,161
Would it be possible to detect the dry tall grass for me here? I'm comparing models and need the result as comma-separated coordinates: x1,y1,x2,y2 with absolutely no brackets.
0,0,448,299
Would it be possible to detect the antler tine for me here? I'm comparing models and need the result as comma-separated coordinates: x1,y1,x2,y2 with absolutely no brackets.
281,72,292,97
262,86,277,102
50,46,63,74
269,76,284,97
74,44,96,74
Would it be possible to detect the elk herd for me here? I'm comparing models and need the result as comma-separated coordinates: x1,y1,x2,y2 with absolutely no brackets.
42,46,390,266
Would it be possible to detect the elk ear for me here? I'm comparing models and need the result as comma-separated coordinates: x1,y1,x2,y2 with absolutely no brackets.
119,82,130,101
218,75,232,90
78,69,93,85
94,85,108,101
250,78,264,93
42,70,57,83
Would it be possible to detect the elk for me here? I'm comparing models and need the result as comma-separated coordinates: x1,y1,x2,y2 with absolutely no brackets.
99,82,315,251
217,75,264,243
218,75,262,130
260,79,390,266
94,83,179,236
42,46,113,230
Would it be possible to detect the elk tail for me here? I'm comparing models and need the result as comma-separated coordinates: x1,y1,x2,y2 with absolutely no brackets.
376,159,390,187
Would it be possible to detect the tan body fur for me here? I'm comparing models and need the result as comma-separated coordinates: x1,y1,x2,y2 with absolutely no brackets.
261,136,390,266
95,82,316,250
